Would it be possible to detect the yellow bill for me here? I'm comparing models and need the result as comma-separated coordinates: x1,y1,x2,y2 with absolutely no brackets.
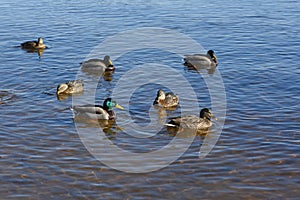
115,103,124,110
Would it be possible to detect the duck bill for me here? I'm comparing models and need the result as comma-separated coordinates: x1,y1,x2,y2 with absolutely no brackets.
115,104,124,110
212,55,217,63
210,113,218,121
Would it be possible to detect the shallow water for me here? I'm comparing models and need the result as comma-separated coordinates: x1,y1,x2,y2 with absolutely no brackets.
0,0,299,199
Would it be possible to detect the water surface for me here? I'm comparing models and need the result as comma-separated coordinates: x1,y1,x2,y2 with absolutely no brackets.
0,0,299,199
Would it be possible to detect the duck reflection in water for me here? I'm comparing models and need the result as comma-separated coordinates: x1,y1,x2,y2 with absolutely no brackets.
22,48,45,58
184,63,217,75
81,67,114,81
167,126,210,139
73,115,118,136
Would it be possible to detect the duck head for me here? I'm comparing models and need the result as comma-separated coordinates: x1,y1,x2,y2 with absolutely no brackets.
56,83,68,95
103,55,115,71
103,98,124,111
200,108,214,120
207,50,218,65
38,37,44,45
157,89,166,100
153,90,165,105
37,37,46,49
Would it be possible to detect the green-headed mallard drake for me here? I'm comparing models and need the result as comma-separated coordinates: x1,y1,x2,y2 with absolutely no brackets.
72,98,124,120
166,108,214,130
56,80,84,95
184,50,218,68
153,89,179,108
21,37,46,50
80,55,115,72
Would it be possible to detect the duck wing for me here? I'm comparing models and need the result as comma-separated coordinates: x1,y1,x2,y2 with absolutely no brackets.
184,54,213,68
184,54,211,64
181,115,212,129
72,105,109,120
164,93,179,107
67,80,83,87
21,41,38,49
195,118,212,130
65,80,83,94
167,115,209,130
81,60,105,66
166,115,195,127
81,58,104,64
80,61,106,76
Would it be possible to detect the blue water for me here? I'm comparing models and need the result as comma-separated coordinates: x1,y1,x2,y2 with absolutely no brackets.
0,0,299,199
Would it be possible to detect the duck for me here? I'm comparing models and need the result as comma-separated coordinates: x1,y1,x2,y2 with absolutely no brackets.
56,80,84,95
153,89,179,108
21,37,46,50
80,55,115,73
183,50,218,68
165,108,214,130
72,98,124,120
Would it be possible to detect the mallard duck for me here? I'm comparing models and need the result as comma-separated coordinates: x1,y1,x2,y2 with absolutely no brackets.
72,98,124,120
166,108,214,130
184,50,218,68
56,80,84,95
153,89,179,108
81,55,115,72
21,37,46,50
